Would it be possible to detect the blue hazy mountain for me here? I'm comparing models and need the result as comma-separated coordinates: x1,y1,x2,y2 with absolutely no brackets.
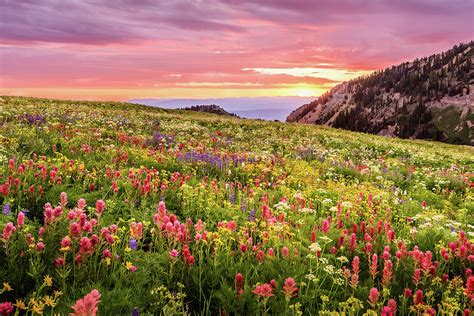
128,96,315,121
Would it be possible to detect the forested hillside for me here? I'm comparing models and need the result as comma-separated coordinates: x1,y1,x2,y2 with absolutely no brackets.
288,42,473,145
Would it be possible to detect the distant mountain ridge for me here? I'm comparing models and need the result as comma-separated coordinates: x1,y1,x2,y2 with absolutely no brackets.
181,104,238,117
287,42,474,145
128,96,314,121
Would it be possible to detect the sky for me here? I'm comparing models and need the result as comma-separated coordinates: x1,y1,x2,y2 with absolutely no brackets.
0,0,473,101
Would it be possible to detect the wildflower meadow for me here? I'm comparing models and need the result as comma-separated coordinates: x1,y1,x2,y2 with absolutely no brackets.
0,96,473,315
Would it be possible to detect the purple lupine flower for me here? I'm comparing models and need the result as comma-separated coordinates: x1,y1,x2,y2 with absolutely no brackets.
2,204,11,216
229,193,235,204
249,209,256,222
240,199,246,212
178,151,253,170
131,307,139,316
20,114,46,125
129,238,137,251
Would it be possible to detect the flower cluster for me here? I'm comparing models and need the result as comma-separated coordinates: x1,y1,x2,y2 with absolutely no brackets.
1,96,473,315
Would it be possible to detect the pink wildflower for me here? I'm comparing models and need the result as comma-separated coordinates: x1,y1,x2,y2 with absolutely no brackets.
404,288,412,298
95,200,105,216
54,257,65,267
381,306,393,316
8,158,15,171
77,198,87,210
349,233,357,252
79,237,92,254
17,212,25,228
36,242,44,251
412,269,421,286
169,249,179,258
70,289,101,316
321,220,330,234
194,233,202,242
364,242,373,254
61,236,71,251
226,221,237,231
350,273,359,288
185,255,195,266
235,273,244,296
282,277,299,298
387,299,397,313
368,288,380,307
382,260,393,287
194,219,204,232
387,229,395,242
352,256,360,275
2,222,16,240
60,192,68,207
252,283,273,298
466,276,474,300
69,222,81,237
414,289,424,305
130,222,143,240
370,254,378,279
0,302,13,315
267,248,274,257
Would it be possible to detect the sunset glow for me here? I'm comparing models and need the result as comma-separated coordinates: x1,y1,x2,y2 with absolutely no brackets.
1,1,472,101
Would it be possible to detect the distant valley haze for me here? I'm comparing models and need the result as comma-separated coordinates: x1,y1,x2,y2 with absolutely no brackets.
128,96,315,121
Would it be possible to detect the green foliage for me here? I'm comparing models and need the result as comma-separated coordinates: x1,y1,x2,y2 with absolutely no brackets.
0,96,473,315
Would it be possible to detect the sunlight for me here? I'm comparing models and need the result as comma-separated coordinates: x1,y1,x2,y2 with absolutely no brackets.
243,67,373,82
293,87,317,97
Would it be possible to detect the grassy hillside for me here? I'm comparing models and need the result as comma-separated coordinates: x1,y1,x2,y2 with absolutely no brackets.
0,96,473,314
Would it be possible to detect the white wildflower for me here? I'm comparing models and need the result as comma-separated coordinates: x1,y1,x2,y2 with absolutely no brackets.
309,242,322,253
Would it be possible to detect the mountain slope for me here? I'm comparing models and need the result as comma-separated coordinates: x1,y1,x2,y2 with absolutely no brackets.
287,42,474,145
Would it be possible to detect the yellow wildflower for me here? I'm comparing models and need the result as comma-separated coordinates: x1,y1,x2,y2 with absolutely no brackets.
14,299,27,310
3,282,12,291
43,295,55,307
31,304,44,315
53,290,63,298
29,298,38,306
43,275,53,287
